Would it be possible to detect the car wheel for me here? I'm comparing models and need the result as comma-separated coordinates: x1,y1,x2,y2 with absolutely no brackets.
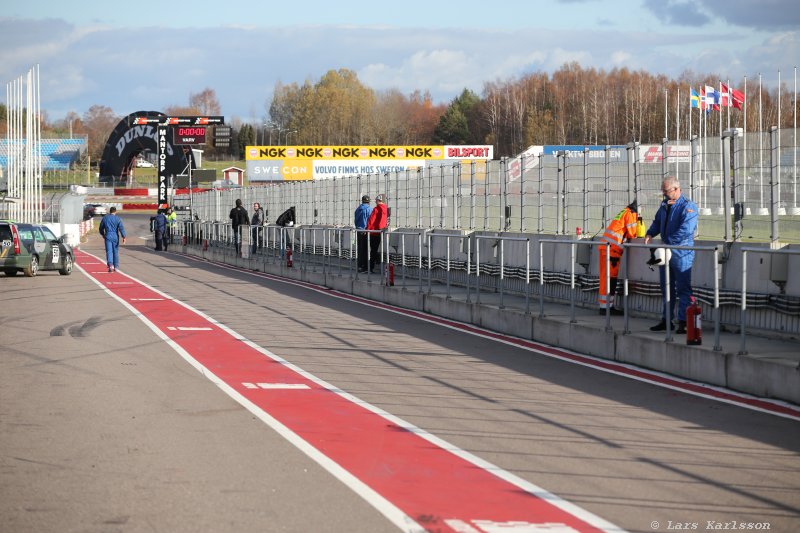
59,254,73,275
24,255,39,277
4,269,18,276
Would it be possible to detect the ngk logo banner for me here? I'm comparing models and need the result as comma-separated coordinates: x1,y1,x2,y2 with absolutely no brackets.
245,145,493,182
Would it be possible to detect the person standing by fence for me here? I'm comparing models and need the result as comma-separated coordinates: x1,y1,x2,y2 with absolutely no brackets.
644,177,698,333
366,194,388,273
229,199,250,256
251,202,265,254
354,195,372,273
153,209,168,252
597,201,639,315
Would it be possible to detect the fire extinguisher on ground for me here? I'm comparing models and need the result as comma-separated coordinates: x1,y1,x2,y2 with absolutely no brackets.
286,247,293,268
686,296,702,345
384,263,394,286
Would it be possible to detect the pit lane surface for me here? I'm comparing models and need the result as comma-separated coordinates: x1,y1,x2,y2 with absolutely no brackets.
2,213,798,532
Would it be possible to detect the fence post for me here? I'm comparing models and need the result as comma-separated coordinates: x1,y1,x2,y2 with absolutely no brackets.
769,126,780,244
627,142,636,205
583,147,589,234
537,154,544,233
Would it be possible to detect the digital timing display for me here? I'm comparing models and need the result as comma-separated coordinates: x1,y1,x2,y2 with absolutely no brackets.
173,126,206,145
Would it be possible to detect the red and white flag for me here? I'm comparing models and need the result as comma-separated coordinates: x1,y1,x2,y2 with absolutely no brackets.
731,87,746,110
720,83,732,107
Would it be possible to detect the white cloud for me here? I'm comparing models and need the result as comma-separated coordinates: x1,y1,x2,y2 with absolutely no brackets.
1,17,794,122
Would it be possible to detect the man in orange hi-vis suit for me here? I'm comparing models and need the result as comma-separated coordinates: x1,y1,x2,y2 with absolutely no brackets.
598,202,639,315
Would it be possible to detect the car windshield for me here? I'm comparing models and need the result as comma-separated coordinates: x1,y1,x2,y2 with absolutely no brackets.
0,225,11,241
41,227,58,241
32,227,46,242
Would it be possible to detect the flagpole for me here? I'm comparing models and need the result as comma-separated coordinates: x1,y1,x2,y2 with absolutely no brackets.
664,88,668,141
703,93,708,211
794,65,797,212
676,89,680,182
759,73,764,212
689,87,693,145
744,76,748,204
719,80,724,215
727,78,731,130
778,70,782,214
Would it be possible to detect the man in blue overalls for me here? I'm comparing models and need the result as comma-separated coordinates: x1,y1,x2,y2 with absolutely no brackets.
99,206,126,273
644,177,698,333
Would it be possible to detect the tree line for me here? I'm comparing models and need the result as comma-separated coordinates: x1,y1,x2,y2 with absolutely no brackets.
1,64,797,165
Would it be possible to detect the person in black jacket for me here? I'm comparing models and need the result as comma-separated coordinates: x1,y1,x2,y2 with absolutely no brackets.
275,206,295,258
229,199,250,256
251,202,265,254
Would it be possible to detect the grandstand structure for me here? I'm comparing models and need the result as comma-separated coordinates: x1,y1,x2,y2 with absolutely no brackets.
0,136,87,171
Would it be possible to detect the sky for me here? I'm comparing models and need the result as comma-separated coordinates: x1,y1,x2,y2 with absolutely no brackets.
1,0,798,124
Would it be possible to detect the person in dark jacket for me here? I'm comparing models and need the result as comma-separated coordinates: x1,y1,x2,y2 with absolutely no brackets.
354,195,372,272
366,194,388,273
275,206,295,227
154,209,168,251
98,206,126,273
275,206,295,258
229,199,250,256
644,177,699,333
251,202,265,254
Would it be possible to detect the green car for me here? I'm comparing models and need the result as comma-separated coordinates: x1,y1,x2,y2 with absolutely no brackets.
0,220,74,277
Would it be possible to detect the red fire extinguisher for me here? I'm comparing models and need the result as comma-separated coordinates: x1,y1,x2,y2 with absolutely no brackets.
686,296,702,345
384,263,394,286
286,247,293,268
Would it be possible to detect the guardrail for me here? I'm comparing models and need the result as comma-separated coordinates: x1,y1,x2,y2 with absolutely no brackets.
538,239,609,326
426,233,470,299
739,247,799,354
176,221,797,353
624,242,721,349
475,235,531,311
389,230,425,290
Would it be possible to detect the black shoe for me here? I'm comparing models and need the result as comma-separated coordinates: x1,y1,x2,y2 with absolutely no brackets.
675,320,687,334
599,308,624,316
649,320,674,331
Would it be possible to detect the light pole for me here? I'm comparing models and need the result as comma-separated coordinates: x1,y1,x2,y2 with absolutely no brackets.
262,123,269,145
285,130,298,146
271,125,284,146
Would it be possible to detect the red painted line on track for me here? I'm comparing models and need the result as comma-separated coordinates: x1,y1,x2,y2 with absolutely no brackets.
181,252,800,423
75,250,621,533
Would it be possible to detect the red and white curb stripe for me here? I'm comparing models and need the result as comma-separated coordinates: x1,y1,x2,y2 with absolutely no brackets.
178,252,800,423
75,249,624,533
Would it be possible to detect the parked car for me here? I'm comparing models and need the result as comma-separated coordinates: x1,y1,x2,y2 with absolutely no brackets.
0,220,74,277
135,157,154,168
84,203,108,218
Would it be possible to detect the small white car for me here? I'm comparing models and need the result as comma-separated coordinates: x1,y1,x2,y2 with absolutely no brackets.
136,158,154,168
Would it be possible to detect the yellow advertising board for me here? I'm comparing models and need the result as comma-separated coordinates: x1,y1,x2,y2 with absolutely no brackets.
244,145,493,182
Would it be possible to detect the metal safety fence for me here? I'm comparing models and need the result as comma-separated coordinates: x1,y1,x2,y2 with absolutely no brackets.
174,221,798,349
178,129,799,244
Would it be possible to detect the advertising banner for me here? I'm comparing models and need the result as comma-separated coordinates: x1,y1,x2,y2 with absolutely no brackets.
245,145,493,182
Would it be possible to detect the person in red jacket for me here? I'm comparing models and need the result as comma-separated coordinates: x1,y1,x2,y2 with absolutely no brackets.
598,201,639,315
366,194,388,273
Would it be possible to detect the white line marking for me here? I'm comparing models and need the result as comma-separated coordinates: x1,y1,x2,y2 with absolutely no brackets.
188,255,800,423
76,251,623,533
242,382,310,390
166,326,213,331
130,298,165,301
75,253,429,533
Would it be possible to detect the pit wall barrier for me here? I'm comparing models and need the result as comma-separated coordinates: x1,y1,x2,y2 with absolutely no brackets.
171,221,800,405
